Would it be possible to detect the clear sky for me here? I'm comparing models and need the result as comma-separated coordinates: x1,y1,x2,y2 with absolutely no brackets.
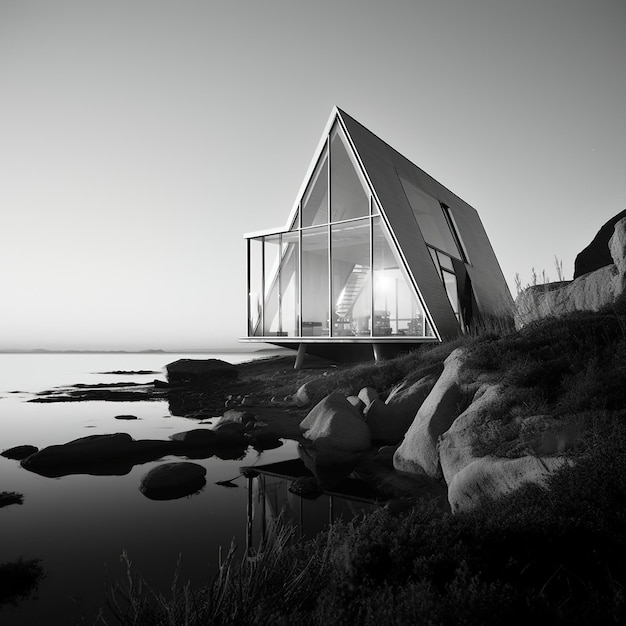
1,0,624,350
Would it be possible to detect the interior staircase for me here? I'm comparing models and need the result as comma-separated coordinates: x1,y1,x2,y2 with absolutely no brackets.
335,264,368,320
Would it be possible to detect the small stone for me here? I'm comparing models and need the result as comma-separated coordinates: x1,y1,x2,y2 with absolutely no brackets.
114,415,138,420
170,429,216,445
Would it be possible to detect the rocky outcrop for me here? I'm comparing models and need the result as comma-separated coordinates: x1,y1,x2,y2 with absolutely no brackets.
447,455,571,513
364,374,439,444
139,462,207,500
438,384,504,485
166,358,238,385
515,217,626,328
393,349,468,478
300,391,371,452
574,209,626,278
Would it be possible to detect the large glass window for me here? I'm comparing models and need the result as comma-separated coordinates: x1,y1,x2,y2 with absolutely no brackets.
372,216,434,337
330,125,369,222
302,150,328,228
245,123,459,341
280,231,299,336
301,226,329,336
331,219,371,336
399,174,461,258
248,237,263,336
262,235,281,336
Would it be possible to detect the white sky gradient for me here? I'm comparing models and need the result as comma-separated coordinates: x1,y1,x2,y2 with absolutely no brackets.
1,0,625,350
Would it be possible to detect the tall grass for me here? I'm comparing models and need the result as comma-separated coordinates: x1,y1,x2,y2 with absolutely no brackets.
93,307,626,624
98,522,328,626
97,443,626,625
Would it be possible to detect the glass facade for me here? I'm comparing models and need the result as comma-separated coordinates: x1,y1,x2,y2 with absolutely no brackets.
372,217,434,337
246,120,451,341
301,226,329,336
330,125,369,222
301,151,328,228
331,219,371,336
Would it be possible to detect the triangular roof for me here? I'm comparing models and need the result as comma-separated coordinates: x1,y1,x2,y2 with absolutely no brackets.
335,108,512,326
274,107,511,338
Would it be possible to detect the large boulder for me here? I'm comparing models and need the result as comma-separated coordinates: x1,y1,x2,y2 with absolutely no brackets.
574,209,626,278
20,433,174,477
515,217,626,328
165,359,238,385
447,455,572,513
294,376,332,407
440,384,581,487
140,462,206,500
438,383,504,485
364,374,439,444
393,349,468,478
300,391,371,452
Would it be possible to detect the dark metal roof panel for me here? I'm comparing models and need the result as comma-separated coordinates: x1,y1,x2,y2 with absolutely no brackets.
338,110,460,338
338,108,512,320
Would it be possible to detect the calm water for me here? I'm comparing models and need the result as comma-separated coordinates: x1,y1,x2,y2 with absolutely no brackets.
0,351,348,625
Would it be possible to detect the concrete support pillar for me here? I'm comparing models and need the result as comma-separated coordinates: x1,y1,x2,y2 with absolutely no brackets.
294,343,307,369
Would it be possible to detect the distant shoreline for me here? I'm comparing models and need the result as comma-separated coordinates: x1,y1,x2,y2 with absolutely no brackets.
0,346,290,355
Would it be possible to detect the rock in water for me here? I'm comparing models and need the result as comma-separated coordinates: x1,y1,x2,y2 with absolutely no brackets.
165,359,238,385
1,445,38,460
139,462,207,500
170,429,217,446
20,434,174,478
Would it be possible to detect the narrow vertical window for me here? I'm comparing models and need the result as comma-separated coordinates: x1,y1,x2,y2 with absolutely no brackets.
331,219,371,336
301,226,329,336
248,237,264,336
302,150,329,228
330,124,369,222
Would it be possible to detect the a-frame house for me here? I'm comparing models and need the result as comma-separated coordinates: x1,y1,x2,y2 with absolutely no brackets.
243,107,512,362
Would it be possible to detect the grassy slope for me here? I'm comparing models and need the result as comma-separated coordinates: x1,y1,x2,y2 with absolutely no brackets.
102,310,626,625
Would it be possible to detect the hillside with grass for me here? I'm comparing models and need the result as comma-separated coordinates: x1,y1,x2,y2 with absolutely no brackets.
101,308,626,625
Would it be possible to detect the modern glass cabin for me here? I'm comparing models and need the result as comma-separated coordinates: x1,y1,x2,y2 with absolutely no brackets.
243,108,511,361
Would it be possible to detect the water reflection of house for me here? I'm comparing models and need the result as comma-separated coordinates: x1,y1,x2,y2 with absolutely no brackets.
243,107,512,364
242,459,380,550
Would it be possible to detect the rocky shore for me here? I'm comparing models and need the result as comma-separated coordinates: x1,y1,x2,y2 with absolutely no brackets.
10,300,625,513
